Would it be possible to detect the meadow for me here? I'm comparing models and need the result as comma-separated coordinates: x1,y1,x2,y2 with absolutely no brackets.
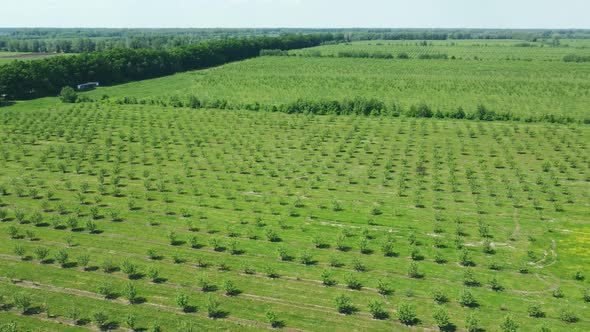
0,38,589,332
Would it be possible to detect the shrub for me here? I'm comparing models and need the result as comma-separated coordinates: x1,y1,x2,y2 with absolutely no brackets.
527,303,544,318
558,307,578,323
59,86,78,103
397,303,417,325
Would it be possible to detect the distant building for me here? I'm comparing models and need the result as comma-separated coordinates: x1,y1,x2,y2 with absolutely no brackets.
77,82,99,91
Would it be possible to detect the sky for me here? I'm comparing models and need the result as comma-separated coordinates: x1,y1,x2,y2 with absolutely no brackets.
2,0,589,29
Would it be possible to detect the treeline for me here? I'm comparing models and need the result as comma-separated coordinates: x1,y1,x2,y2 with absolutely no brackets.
0,34,337,100
3,28,590,53
103,96,583,124
563,54,590,62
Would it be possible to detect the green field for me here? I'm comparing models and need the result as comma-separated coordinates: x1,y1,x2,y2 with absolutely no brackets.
0,40,589,331
289,39,590,61
79,41,590,122
0,52,70,65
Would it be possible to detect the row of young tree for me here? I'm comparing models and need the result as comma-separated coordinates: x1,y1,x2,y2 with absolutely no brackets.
0,33,337,100
105,96,583,124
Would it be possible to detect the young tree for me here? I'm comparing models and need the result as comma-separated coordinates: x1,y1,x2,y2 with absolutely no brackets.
175,292,190,312
125,312,137,330
147,266,161,283
223,280,240,296
433,307,451,330
459,289,477,307
500,315,519,332
527,303,544,318
98,281,116,300
265,309,284,328
206,295,223,318
465,313,479,332
12,293,32,314
368,299,388,319
121,258,139,279
407,262,422,278
558,307,578,323
397,303,417,325
92,310,109,329
334,294,356,314
344,273,362,290
77,254,90,271
376,279,392,295
432,288,448,304
321,270,337,286
55,249,69,267
13,244,26,259
123,282,138,304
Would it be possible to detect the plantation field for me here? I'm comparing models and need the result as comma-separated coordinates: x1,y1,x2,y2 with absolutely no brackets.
82,54,590,121
289,39,590,61
0,104,588,331
0,52,68,65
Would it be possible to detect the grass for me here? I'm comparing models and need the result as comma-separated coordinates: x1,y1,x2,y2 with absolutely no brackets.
0,102,588,331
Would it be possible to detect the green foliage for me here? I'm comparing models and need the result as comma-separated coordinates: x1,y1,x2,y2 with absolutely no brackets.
12,292,32,313
368,299,388,319
397,303,417,325
433,307,451,329
499,315,519,332
334,294,356,314
59,86,78,103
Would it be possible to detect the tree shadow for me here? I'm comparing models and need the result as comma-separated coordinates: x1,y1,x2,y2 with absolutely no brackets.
208,310,229,319
23,306,43,315
100,321,120,331
441,323,458,332
152,277,168,284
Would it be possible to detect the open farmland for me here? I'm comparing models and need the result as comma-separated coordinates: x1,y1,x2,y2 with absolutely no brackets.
0,102,588,331
0,52,67,65
81,40,590,122
289,39,590,61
